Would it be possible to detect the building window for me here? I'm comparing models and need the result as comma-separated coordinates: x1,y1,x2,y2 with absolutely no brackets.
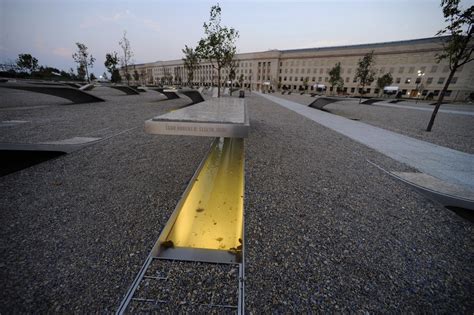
300,77,304,81
398,67,404,74
312,77,315,81
374,88,380,94
347,68,352,74
433,90,440,96
405,78,411,84
422,90,428,96
451,77,458,84
290,69,293,74
313,68,317,74
351,87,355,93
319,69,323,74
279,62,282,67
295,69,299,74
442,66,449,73
345,77,349,83
445,90,452,97
343,87,347,92
415,77,421,84
325,77,328,82
438,77,445,84
366,88,371,93
353,77,357,83
307,69,311,74
426,77,433,84
396,77,401,84
389,67,394,73
289,77,292,81
318,77,322,82
284,76,287,81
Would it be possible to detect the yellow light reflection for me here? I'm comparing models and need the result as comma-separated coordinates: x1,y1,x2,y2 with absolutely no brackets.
165,137,244,251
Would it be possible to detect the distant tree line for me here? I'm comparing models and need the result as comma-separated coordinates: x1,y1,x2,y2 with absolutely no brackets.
0,53,83,81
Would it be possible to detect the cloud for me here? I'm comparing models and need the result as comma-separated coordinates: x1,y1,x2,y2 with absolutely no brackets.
80,10,133,29
143,19,160,33
52,47,73,58
79,10,160,34
34,36,47,53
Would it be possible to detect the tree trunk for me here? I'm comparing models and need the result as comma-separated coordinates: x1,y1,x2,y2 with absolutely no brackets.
359,85,364,104
85,64,90,83
217,68,221,98
426,68,456,131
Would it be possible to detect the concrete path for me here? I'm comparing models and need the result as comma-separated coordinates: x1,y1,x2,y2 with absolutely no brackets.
256,92,474,191
374,101,474,116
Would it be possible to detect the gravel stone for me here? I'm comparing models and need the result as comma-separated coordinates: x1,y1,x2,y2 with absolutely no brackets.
0,88,472,313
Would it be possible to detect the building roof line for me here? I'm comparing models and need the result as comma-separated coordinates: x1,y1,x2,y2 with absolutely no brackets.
278,36,450,54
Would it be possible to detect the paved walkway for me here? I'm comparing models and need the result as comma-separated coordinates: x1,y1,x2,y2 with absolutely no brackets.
257,92,474,191
374,101,474,116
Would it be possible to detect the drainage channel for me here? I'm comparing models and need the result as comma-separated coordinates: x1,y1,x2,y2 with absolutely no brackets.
118,98,248,314
117,138,245,313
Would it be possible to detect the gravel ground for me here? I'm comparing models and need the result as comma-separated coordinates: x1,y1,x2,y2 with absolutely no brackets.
129,260,239,313
244,94,473,313
273,93,474,154
0,88,472,313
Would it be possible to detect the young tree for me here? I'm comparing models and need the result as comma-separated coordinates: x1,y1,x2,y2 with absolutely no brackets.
90,73,96,81
104,52,120,82
102,72,108,80
302,77,309,93
68,67,77,80
329,62,344,95
354,51,376,103
227,60,238,95
112,70,122,83
133,69,140,82
140,69,147,85
16,53,38,74
376,73,393,96
77,64,86,81
426,0,473,131
182,45,199,86
119,31,134,85
238,73,244,88
196,4,239,97
72,42,95,83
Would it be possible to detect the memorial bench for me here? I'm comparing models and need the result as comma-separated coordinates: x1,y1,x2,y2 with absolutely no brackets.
177,89,205,105
0,82,105,104
79,83,95,91
64,82,82,88
108,85,141,95
130,85,147,92
308,97,345,110
145,97,249,137
118,97,249,313
360,98,384,105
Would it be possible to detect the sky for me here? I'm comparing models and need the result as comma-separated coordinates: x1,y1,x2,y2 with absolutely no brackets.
1,0,473,76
